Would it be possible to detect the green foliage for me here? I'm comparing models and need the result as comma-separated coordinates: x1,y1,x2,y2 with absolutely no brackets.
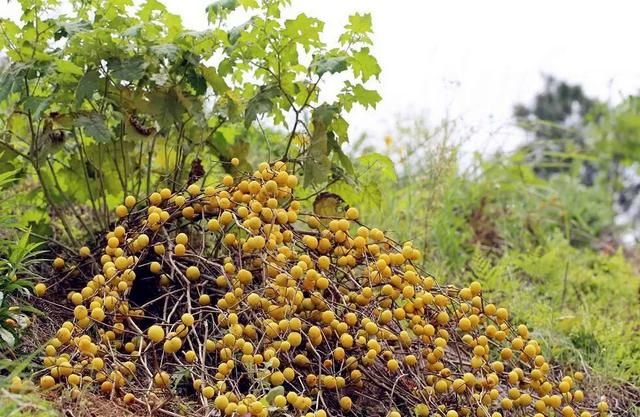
0,168,43,348
469,240,640,383
361,116,639,386
0,0,381,242
0,230,42,348
0,389,58,417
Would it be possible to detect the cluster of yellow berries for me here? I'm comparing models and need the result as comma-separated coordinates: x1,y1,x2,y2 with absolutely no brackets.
34,161,608,417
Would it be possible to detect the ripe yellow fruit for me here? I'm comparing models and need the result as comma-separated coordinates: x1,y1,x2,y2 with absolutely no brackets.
34,283,47,297
199,294,211,305
231,157,239,166
123,393,135,404
40,375,55,389
185,350,197,363
346,207,359,220
115,205,128,218
176,233,189,245
74,305,88,320
53,257,65,270
316,276,329,290
364,321,378,335
273,395,287,408
214,395,229,410
124,195,136,208
147,325,165,342
237,269,252,284
182,313,195,326
415,404,430,417
186,266,200,281
434,379,448,393
163,337,182,353
79,246,91,257
339,396,353,411
459,317,472,331
174,244,186,256
91,307,105,321
201,385,215,398
153,371,170,388
187,184,200,196
270,371,285,386
91,357,104,370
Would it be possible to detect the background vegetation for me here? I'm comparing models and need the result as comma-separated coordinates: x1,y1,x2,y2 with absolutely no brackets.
0,0,639,415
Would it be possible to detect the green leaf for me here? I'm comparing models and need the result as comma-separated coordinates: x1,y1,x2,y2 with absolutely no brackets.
265,386,285,403
228,18,253,44
313,103,339,125
122,24,143,37
56,20,92,39
313,55,348,77
353,84,381,108
200,64,230,95
108,56,146,82
207,0,238,17
330,115,349,144
75,112,111,143
340,82,381,110
0,328,15,347
238,0,258,8
55,59,84,76
358,152,397,182
144,88,186,128
138,0,167,20
304,116,331,187
328,132,354,176
244,85,280,128
350,47,381,82
22,96,53,119
0,71,16,102
283,14,324,52
150,44,179,59
346,13,373,34
185,67,207,96
75,69,101,108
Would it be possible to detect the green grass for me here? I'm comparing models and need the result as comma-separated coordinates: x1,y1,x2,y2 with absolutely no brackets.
356,124,640,389
0,389,58,417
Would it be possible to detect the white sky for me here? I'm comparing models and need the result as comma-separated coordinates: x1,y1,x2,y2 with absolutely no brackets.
4,0,640,154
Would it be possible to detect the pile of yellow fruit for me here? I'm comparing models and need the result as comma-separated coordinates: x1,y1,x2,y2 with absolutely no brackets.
34,161,608,417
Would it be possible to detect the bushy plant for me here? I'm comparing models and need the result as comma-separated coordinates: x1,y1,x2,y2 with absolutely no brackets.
32,161,610,417
0,0,382,242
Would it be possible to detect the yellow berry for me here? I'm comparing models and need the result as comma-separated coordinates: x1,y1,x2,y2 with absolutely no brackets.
124,195,136,208
273,395,287,408
40,375,55,389
185,350,197,363
214,394,229,410
53,257,65,270
153,371,170,388
147,325,165,342
34,283,47,297
79,246,91,257
115,205,128,218
181,313,195,326
123,393,135,404
339,396,352,411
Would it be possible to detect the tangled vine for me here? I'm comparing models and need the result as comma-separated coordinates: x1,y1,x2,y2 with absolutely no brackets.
29,161,609,417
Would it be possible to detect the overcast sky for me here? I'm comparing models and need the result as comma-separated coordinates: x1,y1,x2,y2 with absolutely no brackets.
3,0,640,154
167,0,640,154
